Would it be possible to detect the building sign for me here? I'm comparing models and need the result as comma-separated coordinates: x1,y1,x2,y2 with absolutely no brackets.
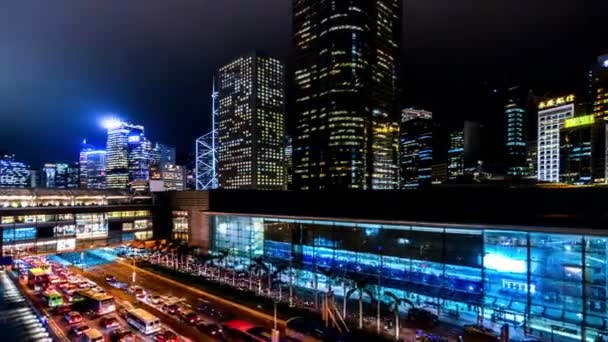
564,115,594,128
538,94,575,110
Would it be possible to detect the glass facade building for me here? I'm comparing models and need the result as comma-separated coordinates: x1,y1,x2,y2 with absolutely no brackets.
592,54,608,119
209,213,608,341
0,189,154,256
292,0,402,190
559,115,607,184
537,97,575,182
216,52,286,190
447,131,464,181
504,86,528,177
400,109,433,188
0,154,31,188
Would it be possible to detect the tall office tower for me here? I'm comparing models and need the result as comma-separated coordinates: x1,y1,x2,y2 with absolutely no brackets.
504,86,528,176
292,0,402,190
104,120,145,189
158,144,176,166
128,132,153,190
526,140,538,178
284,135,293,189
560,115,606,184
41,163,57,188
79,140,94,188
591,53,608,118
447,131,464,181
84,150,106,189
463,121,482,175
30,170,39,188
0,154,31,188
399,109,433,188
42,163,79,188
216,52,286,190
537,95,576,182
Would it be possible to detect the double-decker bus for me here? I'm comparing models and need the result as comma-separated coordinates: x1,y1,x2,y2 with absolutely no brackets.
72,289,116,316
42,289,64,308
125,308,161,335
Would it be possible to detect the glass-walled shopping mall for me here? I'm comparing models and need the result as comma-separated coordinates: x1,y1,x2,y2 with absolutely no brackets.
210,214,608,342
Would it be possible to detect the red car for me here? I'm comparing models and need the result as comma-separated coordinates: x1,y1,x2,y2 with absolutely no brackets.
71,323,90,336
64,311,83,325
155,330,179,342
100,316,120,329
53,304,72,316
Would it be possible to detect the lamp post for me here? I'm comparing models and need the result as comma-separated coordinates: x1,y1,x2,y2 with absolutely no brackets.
271,301,280,342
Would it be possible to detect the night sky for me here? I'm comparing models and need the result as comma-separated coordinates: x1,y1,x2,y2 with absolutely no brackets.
0,0,606,167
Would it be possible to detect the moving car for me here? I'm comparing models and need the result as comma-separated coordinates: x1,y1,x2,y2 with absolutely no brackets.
105,275,116,282
154,330,180,342
100,316,120,329
146,294,162,304
162,303,180,315
71,323,90,336
65,311,83,324
179,309,199,324
110,328,135,342
197,322,225,339
84,328,104,342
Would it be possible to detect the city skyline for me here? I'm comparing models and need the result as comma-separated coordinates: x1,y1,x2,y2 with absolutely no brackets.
0,1,606,166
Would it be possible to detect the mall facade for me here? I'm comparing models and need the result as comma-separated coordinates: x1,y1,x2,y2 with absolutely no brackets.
160,188,608,342
0,188,155,256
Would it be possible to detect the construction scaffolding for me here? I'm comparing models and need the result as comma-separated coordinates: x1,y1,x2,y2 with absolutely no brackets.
195,79,218,190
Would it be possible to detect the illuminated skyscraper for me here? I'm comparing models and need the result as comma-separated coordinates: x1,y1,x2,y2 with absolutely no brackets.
447,131,464,181
560,115,606,184
537,95,576,182
0,154,30,188
504,86,528,176
285,135,293,189
104,120,145,189
400,109,433,188
216,52,286,190
590,53,608,118
42,163,79,189
293,0,402,190
79,140,106,189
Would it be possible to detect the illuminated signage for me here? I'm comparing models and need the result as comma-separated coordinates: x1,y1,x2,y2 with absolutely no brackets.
538,94,575,110
128,135,141,143
564,115,594,128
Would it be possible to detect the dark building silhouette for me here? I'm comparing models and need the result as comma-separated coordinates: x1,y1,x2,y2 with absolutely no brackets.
292,0,402,190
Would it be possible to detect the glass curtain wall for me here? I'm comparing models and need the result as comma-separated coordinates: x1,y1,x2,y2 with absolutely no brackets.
211,215,608,341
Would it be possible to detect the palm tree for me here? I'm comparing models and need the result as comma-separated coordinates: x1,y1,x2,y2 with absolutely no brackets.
384,291,414,341
346,276,374,329
195,253,214,277
213,250,230,282
272,262,289,302
248,256,269,296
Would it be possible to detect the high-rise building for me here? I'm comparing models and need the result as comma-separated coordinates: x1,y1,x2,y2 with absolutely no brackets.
0,154,30,188
463,121,482,175
216,52,286,190
84,150,107,189
292,0,402,190
537,95,576,182
41,163,57,188
79,140,94,188
104,120,147,189
400,109,433,188
79,140,106,189
504,86,528,176
560,115,606,184
284,135,293,189
526,140,538,179
447,131,464,181
42,163,79,189
591,53,608,118
30,170,39,188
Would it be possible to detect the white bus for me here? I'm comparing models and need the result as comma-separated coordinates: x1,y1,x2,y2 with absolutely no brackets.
125,308,161,335
73,290,116,316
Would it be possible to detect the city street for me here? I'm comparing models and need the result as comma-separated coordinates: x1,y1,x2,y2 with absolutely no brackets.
83,261,285,336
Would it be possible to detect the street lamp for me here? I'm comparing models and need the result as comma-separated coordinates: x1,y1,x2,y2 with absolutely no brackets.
271,301,280,342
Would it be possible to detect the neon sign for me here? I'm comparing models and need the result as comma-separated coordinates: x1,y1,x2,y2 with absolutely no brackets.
538,94,575,110
564,115,594,128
